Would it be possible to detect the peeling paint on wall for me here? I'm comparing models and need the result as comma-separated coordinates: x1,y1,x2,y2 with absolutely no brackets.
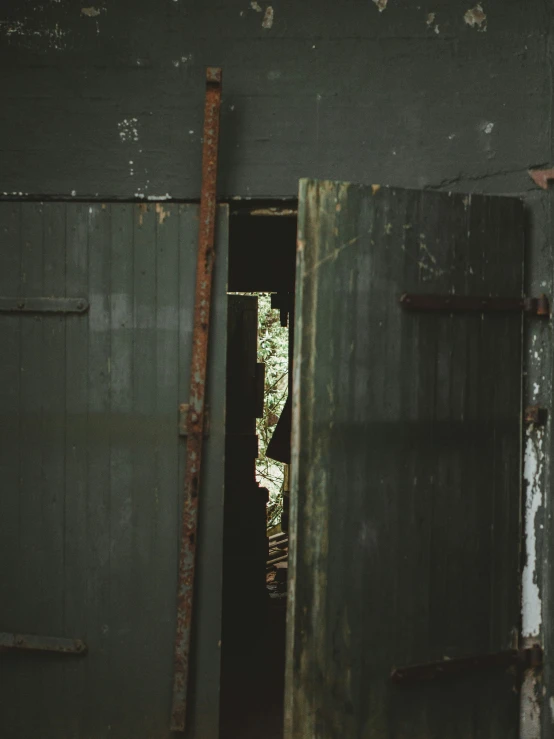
81,7,101,17
262,6,274,29
118,118,140,142
464,4,487,31
522,425,544,638
520,662,541,739
372,0,389,11
155,203,170,225
0,18,68,50
425,12,439,33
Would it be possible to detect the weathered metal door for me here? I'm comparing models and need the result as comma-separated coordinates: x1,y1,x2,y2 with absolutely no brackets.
0,202,228,738
286,180,528,738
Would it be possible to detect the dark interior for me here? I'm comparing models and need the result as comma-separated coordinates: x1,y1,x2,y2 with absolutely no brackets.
220,205,297,738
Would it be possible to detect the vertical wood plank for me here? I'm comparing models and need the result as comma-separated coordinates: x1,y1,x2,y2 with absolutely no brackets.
84,203,112,736
0,203,22,736
63,202,90,737
39,202,68,736
17,203,47,738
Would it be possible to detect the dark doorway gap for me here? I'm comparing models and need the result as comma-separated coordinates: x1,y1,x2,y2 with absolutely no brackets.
220,206,297,739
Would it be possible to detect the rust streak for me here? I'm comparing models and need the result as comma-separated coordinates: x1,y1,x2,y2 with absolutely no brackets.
170,67,222,733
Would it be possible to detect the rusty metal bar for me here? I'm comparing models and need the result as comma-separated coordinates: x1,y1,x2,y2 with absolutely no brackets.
0,632,87,655
391,645,542,684
400,293,550,316
170,66,223,733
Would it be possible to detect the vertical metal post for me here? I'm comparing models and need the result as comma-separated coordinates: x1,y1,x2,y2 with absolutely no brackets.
170,66,223,733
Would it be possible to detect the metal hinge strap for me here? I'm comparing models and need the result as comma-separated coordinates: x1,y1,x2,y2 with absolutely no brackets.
0,632,87,655
0,297,89,314
400,293,550,316
391,645,542,684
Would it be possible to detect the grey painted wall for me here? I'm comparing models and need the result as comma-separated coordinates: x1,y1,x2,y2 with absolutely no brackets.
1,0,553,735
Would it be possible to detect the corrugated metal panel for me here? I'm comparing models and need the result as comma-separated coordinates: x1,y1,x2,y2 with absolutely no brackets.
0,202,228,738
286,181,525,739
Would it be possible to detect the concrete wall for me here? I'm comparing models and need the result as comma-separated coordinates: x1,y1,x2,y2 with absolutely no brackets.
2,0,553,735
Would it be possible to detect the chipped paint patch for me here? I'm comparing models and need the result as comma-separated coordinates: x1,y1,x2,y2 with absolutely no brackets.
118,118,139,142
155,203,170,225
482,121,494,134
147,193,172,201
81,7,101,17
262,6,274,28
371,184,381,194
464,4,487,31
250,1,262,10
522,426,544,638
426,12,439,33
521,666,541,738
138,203,148,226
372,0,389,11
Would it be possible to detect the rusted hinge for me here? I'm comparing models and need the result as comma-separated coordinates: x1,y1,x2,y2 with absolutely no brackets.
391,645,542,684
0,632,87,655
178,404,210,438
400,294,550,317
524,406,548,426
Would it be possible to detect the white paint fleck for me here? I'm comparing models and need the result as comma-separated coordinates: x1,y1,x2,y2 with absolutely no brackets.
464,4,487,31
189,130,194,134
71,190,76,196
250,1,262,10
482,121,494,134
434,24,440,34
373,0,389,11
146,194,172,201
262,5,274,28
522,427,544,637
118,118,139,142
81,7,101,17
426,12,435,25
533,382,540,398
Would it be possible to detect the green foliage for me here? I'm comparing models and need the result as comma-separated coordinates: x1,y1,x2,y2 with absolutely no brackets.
255,294,289,528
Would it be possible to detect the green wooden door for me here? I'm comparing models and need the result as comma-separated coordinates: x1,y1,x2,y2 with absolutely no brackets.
0,202,228,738
286,180,525,738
